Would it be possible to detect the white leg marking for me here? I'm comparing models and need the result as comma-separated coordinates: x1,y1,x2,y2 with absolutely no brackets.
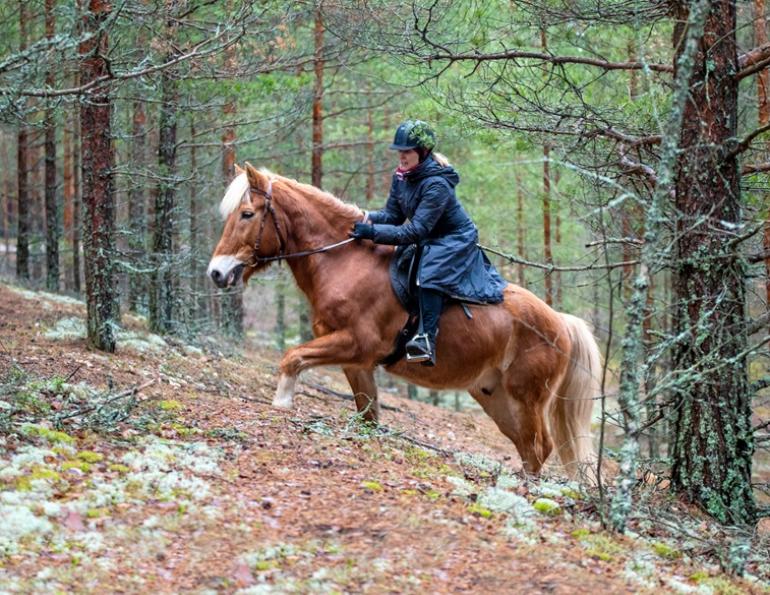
273,374,296,409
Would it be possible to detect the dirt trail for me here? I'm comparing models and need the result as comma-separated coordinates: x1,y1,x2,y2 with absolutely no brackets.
0,283,764,593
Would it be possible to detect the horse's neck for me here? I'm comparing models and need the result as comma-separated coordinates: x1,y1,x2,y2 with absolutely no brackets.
277,183,359,300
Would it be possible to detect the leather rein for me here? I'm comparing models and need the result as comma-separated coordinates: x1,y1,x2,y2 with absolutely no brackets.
247,184,356,267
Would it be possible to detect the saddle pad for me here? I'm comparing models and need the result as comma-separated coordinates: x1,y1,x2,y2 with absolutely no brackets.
388,244,419,310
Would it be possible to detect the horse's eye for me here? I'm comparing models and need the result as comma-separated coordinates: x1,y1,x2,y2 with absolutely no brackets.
241,211,255,219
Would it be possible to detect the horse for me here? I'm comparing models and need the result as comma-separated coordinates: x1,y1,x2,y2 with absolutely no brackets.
208,163,601,478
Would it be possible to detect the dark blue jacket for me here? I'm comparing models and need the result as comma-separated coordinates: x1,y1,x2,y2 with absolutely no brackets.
368,155,506,304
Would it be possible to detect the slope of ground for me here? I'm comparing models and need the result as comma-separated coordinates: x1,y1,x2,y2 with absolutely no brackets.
0,282,768,594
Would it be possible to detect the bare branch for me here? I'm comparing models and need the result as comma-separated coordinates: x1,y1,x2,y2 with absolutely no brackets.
423,48,674,74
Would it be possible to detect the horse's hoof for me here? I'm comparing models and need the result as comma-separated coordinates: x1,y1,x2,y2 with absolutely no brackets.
271,398,294,410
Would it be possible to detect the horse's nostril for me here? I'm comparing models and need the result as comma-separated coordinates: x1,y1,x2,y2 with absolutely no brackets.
210,269,222,283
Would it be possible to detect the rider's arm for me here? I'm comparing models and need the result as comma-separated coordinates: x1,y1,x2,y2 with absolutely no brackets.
367,176,405,225
370,179,449,245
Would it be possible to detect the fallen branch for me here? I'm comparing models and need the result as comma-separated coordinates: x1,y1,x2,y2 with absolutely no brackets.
55,378,156,422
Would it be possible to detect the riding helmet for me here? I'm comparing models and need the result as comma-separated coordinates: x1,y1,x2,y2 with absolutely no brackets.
390,120,436,152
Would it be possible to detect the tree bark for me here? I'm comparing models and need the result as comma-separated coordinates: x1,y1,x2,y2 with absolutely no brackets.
63,112,74,290
515,168,526,287
219,6,243,338
16,0,30,281
1,133,12,268
80,0,117,352
72,102,81,294
149,7,178,335
542,143,553,305
669,0,756,525
311,1,324,189
128,95,147,311
540,30,553,305
44,0,59,291
755,0,770,322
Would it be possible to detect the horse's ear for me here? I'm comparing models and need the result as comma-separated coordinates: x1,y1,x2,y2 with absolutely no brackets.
234,163,245,176
244,162,267,191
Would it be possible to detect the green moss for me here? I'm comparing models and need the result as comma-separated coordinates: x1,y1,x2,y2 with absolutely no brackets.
468,503,493,518
651,542,681,560
86,507,109,518
424,489,441,502
701,577,744,595
108,463,130,474
361,480,383,492
581,534,624,562
157,399,182,411
76,450,104,463
169,422,198,437
253,560,278,571
62,460,92,473
16,467,61,490
689,570,709,584
533,498,561,516
21,424,75,444
571,528,591,539
401,489,419,496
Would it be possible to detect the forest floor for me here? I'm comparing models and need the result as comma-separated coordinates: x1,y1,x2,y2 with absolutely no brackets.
1,281,769,594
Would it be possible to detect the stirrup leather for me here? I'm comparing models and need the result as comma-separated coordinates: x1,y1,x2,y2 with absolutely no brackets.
405,333,433,363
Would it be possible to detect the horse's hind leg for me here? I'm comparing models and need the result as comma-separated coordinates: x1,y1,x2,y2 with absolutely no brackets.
472,382,554,475
342,367,379,423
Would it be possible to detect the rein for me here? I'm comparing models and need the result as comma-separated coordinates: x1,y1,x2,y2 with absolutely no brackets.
247,184,357,267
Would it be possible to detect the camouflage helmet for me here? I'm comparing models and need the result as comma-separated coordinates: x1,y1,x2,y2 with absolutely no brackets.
389,120,436,152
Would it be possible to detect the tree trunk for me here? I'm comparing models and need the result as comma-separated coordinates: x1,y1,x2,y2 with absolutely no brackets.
149,22,178,335
669,0,755,525
755,0,770,321
44,0,59,291
72,104,81,294
128,96,147,312
542,143,553,305
311,1,324,189
219,8,244,339
366,84,375,201
16,1,29,281
540,30,553,305
188,116,206,324
1,133,12,271
515,168,526,287
80,0,117,352
63,112,74,290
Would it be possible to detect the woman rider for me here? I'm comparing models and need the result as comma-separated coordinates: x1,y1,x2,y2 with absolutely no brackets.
350,120,507,366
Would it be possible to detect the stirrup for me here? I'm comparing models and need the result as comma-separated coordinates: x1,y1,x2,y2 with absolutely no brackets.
405,333,433,363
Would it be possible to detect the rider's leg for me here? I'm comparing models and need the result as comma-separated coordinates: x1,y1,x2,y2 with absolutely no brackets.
405,288,444,365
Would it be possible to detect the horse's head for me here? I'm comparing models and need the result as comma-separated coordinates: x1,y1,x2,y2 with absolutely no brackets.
208,163,283,288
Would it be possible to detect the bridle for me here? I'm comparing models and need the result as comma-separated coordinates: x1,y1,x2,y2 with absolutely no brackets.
246,182,357,267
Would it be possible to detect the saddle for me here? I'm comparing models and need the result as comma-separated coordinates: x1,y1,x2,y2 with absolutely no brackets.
379,245,472,366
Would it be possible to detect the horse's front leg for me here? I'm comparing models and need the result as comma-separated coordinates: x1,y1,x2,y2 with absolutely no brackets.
273,330,359,410
342,366,379,423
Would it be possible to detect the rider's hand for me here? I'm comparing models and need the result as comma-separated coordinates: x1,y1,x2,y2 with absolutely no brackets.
349,222,376,240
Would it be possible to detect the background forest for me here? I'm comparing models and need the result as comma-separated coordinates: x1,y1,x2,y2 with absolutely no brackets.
0,0,769,556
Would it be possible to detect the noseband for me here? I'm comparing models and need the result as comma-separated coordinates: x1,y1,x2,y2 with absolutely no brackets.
247,183,357,267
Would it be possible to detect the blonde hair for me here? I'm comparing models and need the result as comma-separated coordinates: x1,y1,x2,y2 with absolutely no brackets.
433,151,450,167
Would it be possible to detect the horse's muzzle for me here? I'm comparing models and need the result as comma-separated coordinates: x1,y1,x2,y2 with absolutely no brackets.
208,259,245,288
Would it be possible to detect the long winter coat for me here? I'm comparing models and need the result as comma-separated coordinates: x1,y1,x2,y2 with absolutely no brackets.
367,155,507,304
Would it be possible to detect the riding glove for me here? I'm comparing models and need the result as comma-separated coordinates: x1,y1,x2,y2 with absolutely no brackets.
349,222,376,240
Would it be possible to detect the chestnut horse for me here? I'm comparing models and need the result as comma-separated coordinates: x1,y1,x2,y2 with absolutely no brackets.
208,163,601,478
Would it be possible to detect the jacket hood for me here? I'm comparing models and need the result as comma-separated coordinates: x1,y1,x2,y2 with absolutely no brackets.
407,155,460,187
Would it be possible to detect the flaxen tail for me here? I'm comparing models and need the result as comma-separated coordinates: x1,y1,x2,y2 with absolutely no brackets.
551,313,601,481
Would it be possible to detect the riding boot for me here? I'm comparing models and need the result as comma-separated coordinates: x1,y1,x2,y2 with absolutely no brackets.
405,288,444,366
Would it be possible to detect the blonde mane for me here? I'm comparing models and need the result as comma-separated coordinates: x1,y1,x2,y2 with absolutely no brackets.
276,175,363,221
218,169,362,223
219,172,251,219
